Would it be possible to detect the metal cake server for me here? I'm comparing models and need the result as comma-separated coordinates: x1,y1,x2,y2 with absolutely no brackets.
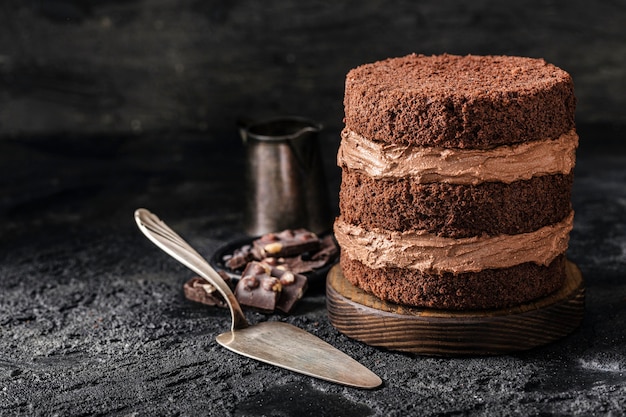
134,208,382,389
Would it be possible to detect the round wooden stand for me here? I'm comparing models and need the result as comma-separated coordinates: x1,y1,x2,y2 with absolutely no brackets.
326,260,585,356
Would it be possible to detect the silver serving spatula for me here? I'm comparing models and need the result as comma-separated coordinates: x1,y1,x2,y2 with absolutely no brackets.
134,208,382,389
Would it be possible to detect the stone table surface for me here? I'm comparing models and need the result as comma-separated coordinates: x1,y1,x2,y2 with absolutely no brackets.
1,124,625,416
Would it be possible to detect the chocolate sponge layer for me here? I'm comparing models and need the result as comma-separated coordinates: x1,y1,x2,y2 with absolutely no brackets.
340,255,566,310
339,169,573,238
344,54,576,149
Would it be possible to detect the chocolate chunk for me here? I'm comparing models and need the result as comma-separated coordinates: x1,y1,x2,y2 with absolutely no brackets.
234,262,281,313
252,229,321,259
272,267,308,314
280,235,340,274
312,235,339,261
233,261,308,314
221,231,336,278
223,244,254,270
183,276,229,308
258,256,286,267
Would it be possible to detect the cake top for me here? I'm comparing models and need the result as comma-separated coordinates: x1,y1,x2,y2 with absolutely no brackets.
348,54,568,97
344,54,576,149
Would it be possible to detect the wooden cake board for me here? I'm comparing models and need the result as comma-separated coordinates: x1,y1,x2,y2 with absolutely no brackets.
326,260,585,356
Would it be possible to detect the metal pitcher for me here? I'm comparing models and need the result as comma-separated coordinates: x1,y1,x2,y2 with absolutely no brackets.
239,116,331,236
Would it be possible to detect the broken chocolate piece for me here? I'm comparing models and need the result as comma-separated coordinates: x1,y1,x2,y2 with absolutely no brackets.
262,276,282,293
184,276,228,308
259,256,286,267
279,235,340,274
272,267,308,314
183,271,233,308
223,244,254,270
234,262,281,313
252,229,321,259
312,235,339,262
233,261,308,314
281,256,324,274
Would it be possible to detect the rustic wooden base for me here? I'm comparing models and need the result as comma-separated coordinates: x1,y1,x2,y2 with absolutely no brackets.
326,260,585,356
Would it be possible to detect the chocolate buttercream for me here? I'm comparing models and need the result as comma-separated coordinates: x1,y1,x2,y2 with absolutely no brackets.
334,211,574,274
338,128,578,185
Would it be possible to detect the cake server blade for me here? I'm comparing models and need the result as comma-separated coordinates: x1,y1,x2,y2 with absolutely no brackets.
134,208,382,389
216,321,382,389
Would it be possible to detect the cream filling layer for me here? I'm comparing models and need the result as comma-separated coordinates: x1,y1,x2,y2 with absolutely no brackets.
334,211,573,273
338,128,578,185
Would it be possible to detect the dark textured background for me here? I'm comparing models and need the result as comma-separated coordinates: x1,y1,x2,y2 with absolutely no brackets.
1,0,625,139
1,1,625,416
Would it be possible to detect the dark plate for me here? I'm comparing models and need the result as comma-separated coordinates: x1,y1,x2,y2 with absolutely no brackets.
209,235,337,291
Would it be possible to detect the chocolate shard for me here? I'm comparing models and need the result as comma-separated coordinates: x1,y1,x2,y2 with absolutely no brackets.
223,244,254,270
311,234,339,262
234,262,281,313
183,276,229,308
272,267,308,314
280,235,339,274
252,228,321,259
232,261,309,314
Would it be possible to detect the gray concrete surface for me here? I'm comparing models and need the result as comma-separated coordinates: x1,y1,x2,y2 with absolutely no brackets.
1,124,625,416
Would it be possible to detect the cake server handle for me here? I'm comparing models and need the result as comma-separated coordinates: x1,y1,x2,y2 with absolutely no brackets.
134,208,249,331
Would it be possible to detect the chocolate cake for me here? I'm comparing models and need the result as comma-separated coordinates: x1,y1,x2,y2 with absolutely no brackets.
334,54,578,310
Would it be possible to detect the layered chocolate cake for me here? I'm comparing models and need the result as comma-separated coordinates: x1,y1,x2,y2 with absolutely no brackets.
334,54,578,310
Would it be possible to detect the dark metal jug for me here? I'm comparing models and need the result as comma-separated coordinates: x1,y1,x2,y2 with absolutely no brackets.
239,116,331,236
